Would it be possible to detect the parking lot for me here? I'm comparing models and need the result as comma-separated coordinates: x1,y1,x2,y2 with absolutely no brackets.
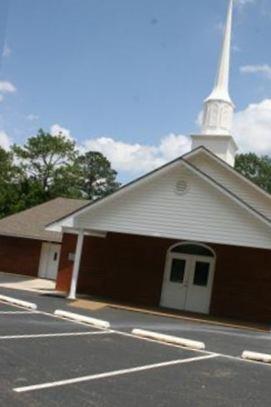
1,288,271,406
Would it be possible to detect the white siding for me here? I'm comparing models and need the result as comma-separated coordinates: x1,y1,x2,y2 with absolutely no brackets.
75,164,271,250
190,154,271,220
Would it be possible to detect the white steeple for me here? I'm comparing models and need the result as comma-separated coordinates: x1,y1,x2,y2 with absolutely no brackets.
204,0,234,110
191,0,238,166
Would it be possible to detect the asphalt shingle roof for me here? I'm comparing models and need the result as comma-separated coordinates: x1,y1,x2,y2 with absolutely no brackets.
0,198,89,243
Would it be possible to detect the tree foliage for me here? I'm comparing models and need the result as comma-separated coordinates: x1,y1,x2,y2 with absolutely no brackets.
12,129,78,194
76,151,120,200
0,129,120,218
235,153,271,193
0,147,21,217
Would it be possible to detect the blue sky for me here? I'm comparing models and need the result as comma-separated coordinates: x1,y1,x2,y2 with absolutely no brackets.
1,0,271,182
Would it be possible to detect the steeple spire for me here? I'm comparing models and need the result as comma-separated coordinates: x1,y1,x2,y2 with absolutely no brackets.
208,0,233,104
191,0,238,167
201,0,234,136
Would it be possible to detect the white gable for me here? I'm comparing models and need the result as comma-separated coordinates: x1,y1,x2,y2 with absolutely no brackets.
189,151,271,221
74,162,271,250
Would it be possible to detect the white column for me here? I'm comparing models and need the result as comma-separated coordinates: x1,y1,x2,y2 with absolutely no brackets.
68,230,84,300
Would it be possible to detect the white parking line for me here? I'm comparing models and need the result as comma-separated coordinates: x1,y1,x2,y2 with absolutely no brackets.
7,305,269,370
37,309,271,368
0,311,36,315
37,309,108,329
14,354,218,393
0,331,111,340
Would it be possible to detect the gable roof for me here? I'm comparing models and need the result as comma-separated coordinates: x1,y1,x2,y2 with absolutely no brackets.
47,146,271,233
182,159,271,228
0,198,89,243
187,147,271,222
46,147,204,230
55,154,271,250
189,146,271,202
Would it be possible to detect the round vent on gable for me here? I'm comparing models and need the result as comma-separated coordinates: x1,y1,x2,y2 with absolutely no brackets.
175,179,189,195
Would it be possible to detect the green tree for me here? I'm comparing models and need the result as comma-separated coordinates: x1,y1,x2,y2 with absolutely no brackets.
77,151,120,200
0,147,15,184
0,129,120,216
235,153,271,193
12,129,80,201
0,147,21,218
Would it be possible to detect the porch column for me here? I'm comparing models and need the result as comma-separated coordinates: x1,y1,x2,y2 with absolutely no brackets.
67,230,84,300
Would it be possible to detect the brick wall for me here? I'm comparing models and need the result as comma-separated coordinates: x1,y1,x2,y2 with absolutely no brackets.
56,233,77,291
0,235,42,277
77,233,171,306
57,232,271,323
210,244,271,323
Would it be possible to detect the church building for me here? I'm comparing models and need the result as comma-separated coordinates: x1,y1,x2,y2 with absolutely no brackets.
48,0,271,323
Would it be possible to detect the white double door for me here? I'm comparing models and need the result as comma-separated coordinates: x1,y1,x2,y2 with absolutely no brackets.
160,253,215,314
38,243,61,280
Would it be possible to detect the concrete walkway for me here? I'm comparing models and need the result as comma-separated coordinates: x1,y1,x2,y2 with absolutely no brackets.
0,272,56,294
72,297,270,333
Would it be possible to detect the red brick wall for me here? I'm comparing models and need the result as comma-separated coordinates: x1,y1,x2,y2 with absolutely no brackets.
210,244,271,323
58,232,271,323
77,233,172,306
0,235,42,277
56,233,77,291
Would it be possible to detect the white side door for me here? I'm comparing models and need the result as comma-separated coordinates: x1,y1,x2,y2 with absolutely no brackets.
160,253,215,314
38,243,61,280
185,256,215,314
160,254,191,310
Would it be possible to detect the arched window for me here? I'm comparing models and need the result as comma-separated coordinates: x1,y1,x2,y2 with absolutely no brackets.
170,243,215,258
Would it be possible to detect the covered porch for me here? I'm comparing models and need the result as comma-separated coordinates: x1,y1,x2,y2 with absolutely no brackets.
56,231,271,324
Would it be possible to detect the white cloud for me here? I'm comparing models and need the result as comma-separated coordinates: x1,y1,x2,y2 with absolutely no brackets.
50,124,74,141
236,0,255,6
2,44,11,58
240,64,271,79
26,114,39,121
0,131,11,150
0,81,16,93
0,81,16,102
49,123,190,174
83,134,191,174
48,122,191,175
233,99,271,155
159,134,191,161
48,96,271,179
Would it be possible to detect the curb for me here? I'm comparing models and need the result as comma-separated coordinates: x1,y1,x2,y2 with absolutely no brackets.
54,310,110,329
0,294,37,310
132,329,205,350
242,351,271,364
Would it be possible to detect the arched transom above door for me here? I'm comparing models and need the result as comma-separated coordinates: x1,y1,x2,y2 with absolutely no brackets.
170,243,215,258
